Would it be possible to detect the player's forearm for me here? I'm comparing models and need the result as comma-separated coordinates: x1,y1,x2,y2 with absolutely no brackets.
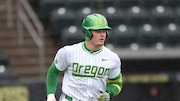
46,62,61,94
106,73,123,96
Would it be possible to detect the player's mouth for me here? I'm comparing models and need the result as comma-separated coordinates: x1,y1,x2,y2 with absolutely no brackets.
99,38,105,42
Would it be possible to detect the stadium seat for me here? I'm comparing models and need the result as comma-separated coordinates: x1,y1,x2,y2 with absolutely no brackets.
99,0,118,8
175,6,180,23
0,50,10,66
102,6,127,27
0,50,18,81
138,23,163,47
111,24,138,48
0,65,18,81
39,0,67,20
140,0,165,8
162,23,180,46
151,5,176,25
67,0,97,10
61,26,84,46
118,0,141,9
76,7,97,26
126,6,151,25
165,0,180,7
50,7,76,39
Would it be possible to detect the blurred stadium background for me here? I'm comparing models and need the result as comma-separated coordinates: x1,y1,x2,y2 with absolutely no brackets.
0,0,180,101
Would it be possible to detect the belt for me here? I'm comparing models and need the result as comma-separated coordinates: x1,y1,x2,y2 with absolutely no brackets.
65,95,72,101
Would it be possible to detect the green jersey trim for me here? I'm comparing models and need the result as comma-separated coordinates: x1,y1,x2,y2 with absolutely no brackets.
82,42,102,54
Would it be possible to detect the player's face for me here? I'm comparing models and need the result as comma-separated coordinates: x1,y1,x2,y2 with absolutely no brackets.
90,29,106,46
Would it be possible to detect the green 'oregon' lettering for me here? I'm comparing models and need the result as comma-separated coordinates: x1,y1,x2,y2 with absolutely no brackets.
98,67,104,75
79,65,84,73
72,62,110,78
72,63,78,73
91,66,98,77
84,65,91,73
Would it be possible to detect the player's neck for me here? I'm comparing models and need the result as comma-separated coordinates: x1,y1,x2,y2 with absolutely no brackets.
84,41,101,51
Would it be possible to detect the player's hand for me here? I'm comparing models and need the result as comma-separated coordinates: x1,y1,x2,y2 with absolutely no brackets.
97,91,110,101
47,94,56,101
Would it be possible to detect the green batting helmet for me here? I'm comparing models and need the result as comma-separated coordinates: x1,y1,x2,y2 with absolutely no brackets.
82,13,111,40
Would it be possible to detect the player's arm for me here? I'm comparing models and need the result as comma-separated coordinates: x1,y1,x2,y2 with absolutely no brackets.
97,73,122,101
46,61,62,100
106,73,123,97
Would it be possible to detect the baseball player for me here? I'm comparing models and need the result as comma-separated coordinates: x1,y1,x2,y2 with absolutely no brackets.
46,13,123,101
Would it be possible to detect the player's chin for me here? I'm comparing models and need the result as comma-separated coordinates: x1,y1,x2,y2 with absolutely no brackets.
97,42,105,46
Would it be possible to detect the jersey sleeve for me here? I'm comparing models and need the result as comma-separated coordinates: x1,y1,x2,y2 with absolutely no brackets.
46,62,61,94
106,53,122,96
108,53,121,79
54,46,69,71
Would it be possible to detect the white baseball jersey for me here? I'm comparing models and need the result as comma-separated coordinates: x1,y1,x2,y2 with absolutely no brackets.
54,42,121,101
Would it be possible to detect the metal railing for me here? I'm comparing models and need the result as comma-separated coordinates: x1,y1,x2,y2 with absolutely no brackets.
15,0,45,81
6,0,12,27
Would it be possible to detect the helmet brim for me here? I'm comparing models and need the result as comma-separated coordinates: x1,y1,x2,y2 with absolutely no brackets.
88,26,111,30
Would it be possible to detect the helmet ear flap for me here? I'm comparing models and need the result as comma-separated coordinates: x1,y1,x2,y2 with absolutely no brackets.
82,27,92,40
106,31,109,38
